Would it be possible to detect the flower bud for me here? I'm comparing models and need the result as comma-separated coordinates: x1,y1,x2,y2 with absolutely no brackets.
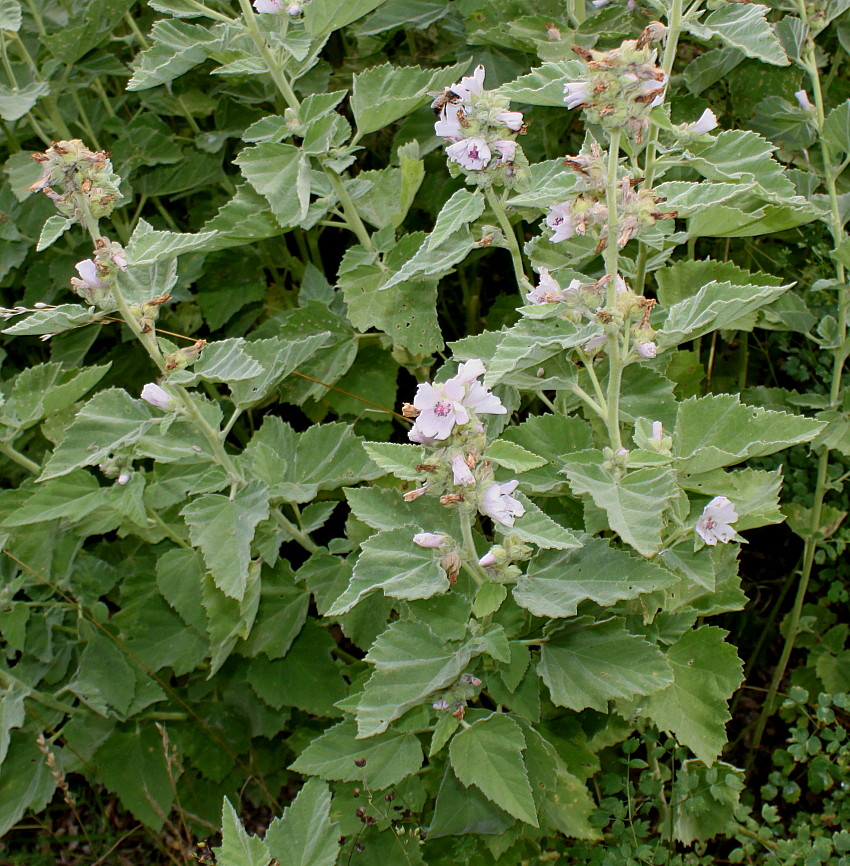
412,532,450,549
141,383,174,410
635,340,657,358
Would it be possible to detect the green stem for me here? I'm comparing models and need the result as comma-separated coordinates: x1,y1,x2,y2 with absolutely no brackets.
570,383,607,422
749,5,847,760
0,668,85,717
459,511,487,585
273,508,319,554
576,347,608,411
146,508,192,549
0,440,40,474
603,128,624,450
634,0,685,295
325,170,375,252
485,186,527,296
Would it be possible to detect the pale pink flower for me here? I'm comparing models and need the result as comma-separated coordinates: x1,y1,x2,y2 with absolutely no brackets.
481,480,525,527
408,360,505,442
546,202,576,242
141,383,174,410
584,333,607,353
451,454,475,486
413,532,450,548
795,90,814,111
635,341,657,358
696,496,738,546
446,137,491,170
495,110,524,131
564,81,591,110
434,105,464,140
253,0,282,11
450,65,486,102
527,268,561,304
651,421,663,442
492,140,517,162
75,259,105,289
479,551,498,567
690,108,718,134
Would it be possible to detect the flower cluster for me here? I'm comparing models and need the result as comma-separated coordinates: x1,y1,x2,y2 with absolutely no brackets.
403,360,525,529
30,140,122,221
526,270,658,359
70,239,127,308
563,24,668,142
432,66,529,187
545,145,676,251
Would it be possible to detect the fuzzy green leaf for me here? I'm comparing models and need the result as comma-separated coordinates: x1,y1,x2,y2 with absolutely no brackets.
326,526,450,615
538,618,673,712
214,798,270,866
233,143,310,228
644,626,744,765
428,189,485,249
351,61,468,137
561,452,678,556
265,779,338,866
449,713,538,826
290,718,423,790
514,536,677,618
692,2,787,66
181,483,270,600
127,19,218,90
498,60,586,106
674,394,825,475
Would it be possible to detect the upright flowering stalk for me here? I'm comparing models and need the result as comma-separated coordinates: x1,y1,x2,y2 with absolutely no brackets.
402,360,529,586
432,67,531,294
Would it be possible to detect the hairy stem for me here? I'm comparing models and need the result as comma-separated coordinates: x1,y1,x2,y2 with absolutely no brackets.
485,186,527,296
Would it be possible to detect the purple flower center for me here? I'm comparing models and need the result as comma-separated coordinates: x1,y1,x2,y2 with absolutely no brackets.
704,518,716,530
468,145,480,159
433,402,453,417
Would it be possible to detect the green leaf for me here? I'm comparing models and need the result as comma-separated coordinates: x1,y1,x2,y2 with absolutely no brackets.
127,19,218,90
682,46,745,95
214,798,270,866
509,493,583,550
39,389,154,482
0,0,22,31
69,631,136,716
344,485,456,534
674,394,824,475
561,452,679,556
654,181,756,218
380,229,476,290
265,779,338,866
691,1,787,66
498,60,586,106
449,713,538,826
672,760,745,845
429,765,515,838
361,442,423,480
0,685,26,765
203,563,262,675
92,727,173,829
354,620,483,737
181,482,270,600
644,626,743,765
657,281,790,349
247,621,346,716
125,218,217,264
0,81,49,121
326,526,450,615
228,334,331,407
3,304,103,337
538,618,672,712
9,361,110,429
482,440,546,473
304,0,387,36
428,189,486,250
514,536,677,618
351,61,468,137
233,143,310,228
3,472,104,527
36,215,72,251
823,100,850,159
177,337,265,386
473,582,508,618
0,732,56,836
243,417,380,502
290,718,423,790
201,184,286,251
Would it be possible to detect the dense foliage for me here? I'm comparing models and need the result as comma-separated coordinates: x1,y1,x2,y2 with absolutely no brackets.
0,0,849,864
